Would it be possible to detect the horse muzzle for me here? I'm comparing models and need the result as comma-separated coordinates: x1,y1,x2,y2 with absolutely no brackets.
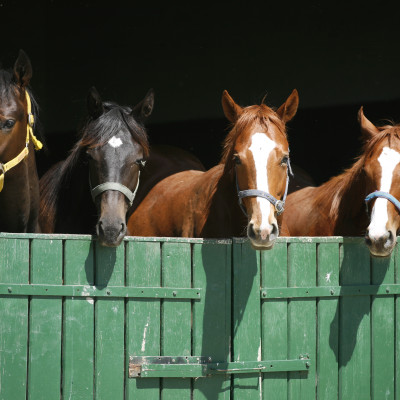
247,221,279,250
365,229,396,257
96,217,127,247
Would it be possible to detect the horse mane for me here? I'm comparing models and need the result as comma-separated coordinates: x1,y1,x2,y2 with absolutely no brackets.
220,104,286,173
0,69,45,147
317,122,400,221
39,101,150,230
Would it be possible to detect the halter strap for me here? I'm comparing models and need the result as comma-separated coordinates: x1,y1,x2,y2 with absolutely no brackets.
0,91,43,192
90,171,141,207
365,191,400,213
236,158,293,216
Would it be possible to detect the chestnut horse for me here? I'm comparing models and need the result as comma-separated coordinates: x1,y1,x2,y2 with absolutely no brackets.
127,89,299,250
282,107,400,257
39,87,152,246
0,50,43,232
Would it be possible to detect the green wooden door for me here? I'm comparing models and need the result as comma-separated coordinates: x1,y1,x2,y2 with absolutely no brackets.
0,233,399,399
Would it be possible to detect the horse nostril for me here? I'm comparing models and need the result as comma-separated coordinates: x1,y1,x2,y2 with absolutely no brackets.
271,223,278,237
365,235,372,246
120,222,126,234
248,222,256,239
97,220,104,236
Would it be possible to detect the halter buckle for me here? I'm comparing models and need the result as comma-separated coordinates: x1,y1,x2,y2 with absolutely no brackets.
275,200,285,215
28,113,35,127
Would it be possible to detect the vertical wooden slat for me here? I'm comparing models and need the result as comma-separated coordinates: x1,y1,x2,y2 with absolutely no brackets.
28,238,63,400
192,242,231,400
396,242,400,399
317,242,340,400
62,239,95,399
371,252,395,399
0,238,30,400
94,242,125,400
339,241,370,400
232,240,261,400
161,241,192,400
261,241,288,400
126,240,161,400
287,241,316,400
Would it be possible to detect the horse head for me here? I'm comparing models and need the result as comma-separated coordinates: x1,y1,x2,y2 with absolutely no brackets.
0,50,33,173
83,87,153,247
221,89,299,249
360,107,400,257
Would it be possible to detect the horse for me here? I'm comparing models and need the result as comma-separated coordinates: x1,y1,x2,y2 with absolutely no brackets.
282,107,400,257
39,87,153,247
0,50,44,233
127,89,299,250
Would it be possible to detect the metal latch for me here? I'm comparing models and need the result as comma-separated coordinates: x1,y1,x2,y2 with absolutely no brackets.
129,355,311,378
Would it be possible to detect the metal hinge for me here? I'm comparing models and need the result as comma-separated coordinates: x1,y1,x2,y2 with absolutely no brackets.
129,355,311,378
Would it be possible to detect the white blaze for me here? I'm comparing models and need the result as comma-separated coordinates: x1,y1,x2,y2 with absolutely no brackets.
369,146,400,238
249,133,276,229
108,136,123,148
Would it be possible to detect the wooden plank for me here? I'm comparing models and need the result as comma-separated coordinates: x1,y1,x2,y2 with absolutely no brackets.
161,242,192,400
338,241,370,399
192,242,231,400
28,238,63,400
0,238,30,400
287,241,316,400
62,239,95,399
316,242,340,400
126,240,161,400
94,242,125,400
396,243,400,400
232,241,261,399
371,252,395,399
261,241,288,400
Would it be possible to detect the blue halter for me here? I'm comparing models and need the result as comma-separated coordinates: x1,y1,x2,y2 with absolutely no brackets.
236,158,293,216
364,191,400,213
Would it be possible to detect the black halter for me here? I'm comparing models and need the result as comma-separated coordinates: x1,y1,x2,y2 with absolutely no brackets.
236,158,293,216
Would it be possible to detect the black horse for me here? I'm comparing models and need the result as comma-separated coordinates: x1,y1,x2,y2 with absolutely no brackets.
0,50,44,232
39,87,152,246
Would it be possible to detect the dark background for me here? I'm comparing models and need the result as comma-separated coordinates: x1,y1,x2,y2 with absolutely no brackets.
2,1,400,184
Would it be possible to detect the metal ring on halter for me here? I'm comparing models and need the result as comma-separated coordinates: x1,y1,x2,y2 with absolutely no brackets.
364,191,400,214
90,171,141,207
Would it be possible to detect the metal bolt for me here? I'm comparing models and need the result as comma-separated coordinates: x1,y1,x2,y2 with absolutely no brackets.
7,287,12,293
262,291,267,297
106,290,111,295
386,287,390,293
306,362,310,368
330,289,334,295
172,291,177,297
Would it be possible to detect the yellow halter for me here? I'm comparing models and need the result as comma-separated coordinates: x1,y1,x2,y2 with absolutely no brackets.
0,90,43,192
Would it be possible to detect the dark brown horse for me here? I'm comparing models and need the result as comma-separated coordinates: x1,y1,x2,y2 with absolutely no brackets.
282,107,400,257
0,50,43,232
39,87,152,246
127,89,299,250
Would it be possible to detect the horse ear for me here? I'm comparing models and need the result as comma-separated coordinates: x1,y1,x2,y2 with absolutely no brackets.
87,86,104,119
222,90,243,123
13,49,32,89
132,89,155,121
276,89,299,123
358,107,380,140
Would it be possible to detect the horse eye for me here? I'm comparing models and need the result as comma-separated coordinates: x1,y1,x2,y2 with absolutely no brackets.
234,155,241,165
281,155,289,166
3,120,15,130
